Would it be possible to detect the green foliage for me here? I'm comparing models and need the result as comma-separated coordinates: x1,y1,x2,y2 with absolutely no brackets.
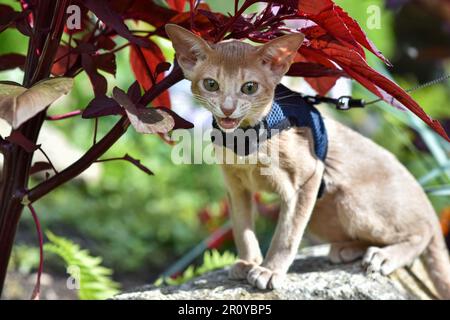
10,245,39,275
155,250,236,286
44,231,120,300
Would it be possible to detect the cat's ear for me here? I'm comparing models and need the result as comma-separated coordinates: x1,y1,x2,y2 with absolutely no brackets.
165,24,212,78
257,33,305,78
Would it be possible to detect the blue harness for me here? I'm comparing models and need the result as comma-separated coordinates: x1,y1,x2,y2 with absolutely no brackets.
212,84,328,198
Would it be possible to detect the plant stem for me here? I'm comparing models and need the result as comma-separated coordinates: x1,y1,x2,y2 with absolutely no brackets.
27,66,183,203
46,110,82,121
0,0,71,297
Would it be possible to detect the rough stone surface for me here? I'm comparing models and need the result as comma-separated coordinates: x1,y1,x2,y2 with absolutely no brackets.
115,245,437,300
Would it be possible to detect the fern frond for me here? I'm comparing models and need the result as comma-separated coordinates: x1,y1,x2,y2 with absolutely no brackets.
44,231,120,300
157,249,236,286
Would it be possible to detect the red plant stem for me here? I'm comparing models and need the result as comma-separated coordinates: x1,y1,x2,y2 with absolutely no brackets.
27,116,129,203
95,156,126,163
0,0,71,296
38,147,58,174
28,204,43,300
27,66,184,203
66,33,72,73
214,0,254,42
135,45,156,85
45,110,82,121
108,42,130,54
93,118,98,145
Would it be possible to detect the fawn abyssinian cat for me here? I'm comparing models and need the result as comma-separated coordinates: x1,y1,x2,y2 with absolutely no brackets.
165,24,450,298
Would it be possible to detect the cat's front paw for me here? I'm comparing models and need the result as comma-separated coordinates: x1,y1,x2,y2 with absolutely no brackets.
247,265,285,290
228,260,257,280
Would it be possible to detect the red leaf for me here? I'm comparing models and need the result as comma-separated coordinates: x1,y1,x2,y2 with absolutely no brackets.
155,62,172,76
129,43,171,108
333,5,392,66
93,53,116,76
118,0,178,28
294,49,342,95
0,4,20,32
83,0,151,48
127,81,142,103
0,54,25,71
6,131,40,153
307,38,449,141
82,95,124,118
81,53,107,97
298,0,331,15
298,0,391,65
97,35,116,50
166,0,187,12
15,18,32,37
207,228,233,249
51,46,78,76
287,62,346,78
307,77,339,97
72,43,97,54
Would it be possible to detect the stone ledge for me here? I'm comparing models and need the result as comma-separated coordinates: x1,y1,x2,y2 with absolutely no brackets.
114,245,437,300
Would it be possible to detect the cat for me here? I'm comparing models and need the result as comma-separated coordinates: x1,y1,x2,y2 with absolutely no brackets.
165,23,450,299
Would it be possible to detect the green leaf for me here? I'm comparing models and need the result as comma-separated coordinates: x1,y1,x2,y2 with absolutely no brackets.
44,231,120,300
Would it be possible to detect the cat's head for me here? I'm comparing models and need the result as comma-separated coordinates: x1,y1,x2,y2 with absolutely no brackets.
165,24,304,132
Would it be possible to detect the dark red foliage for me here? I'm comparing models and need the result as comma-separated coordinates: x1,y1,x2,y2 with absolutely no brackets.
0,54,26,72
6,131,40,153
82,95,124,119
82,0,151,48
166,0,187,12
0,0,449,298
129,43,171,108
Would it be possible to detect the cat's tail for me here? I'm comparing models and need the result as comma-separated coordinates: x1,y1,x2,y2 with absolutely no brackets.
422,223,450,300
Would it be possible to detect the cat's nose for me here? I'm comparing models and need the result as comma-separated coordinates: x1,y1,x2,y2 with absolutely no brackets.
220,105,236,117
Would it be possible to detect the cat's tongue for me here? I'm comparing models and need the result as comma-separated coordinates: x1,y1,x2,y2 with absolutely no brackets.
217,117,240,130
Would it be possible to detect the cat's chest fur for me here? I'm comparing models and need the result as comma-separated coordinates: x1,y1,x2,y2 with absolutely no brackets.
215,126,319,195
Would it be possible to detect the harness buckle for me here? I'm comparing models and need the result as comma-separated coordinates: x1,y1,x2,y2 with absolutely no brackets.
337,96,352,110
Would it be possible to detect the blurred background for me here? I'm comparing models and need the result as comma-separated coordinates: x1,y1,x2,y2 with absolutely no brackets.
1,0,449,299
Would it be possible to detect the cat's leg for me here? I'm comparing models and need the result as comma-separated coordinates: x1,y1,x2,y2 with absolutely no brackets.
328,241,369,264
247,163,324,290
227,188,263,280
362,232,431,275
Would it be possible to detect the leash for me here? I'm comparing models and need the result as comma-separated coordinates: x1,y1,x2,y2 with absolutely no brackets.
303,74,450,110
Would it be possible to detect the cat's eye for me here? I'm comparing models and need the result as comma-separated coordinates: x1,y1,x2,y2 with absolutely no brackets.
203,78,219,92
241,82,259,95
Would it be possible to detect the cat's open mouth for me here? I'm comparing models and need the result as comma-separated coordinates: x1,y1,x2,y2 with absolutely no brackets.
216,117,243,130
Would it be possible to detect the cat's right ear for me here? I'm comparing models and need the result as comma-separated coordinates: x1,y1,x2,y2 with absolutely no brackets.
165,24,212,79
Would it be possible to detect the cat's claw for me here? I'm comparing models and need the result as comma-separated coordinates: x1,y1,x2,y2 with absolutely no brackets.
228,260,257,280
247,265,285,290
362,246,396,276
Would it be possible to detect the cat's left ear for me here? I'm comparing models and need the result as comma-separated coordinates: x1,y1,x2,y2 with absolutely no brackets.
257,33,305,78
165,24,213,79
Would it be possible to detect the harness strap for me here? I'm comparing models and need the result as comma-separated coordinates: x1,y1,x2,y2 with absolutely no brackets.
212,84,328,198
